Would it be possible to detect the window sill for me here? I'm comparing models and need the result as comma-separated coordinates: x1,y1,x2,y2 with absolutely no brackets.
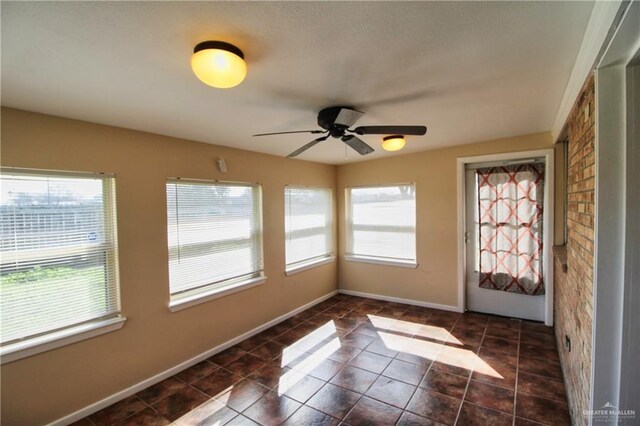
285,256,336,276
0,316,126,365
345,255,418,269
169,276,267,312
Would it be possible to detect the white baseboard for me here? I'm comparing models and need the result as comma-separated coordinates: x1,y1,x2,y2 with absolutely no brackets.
51,290,338,426
338,289,463,313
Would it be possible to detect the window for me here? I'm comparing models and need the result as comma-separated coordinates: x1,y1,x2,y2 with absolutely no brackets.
166,179,264,309
285,186,334,273
346,184,417,267
0,168,122,361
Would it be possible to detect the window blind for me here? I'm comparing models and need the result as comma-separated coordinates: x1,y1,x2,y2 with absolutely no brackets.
347,184,416,262
166,179,263,299
0,168,120,346
285,187,333,269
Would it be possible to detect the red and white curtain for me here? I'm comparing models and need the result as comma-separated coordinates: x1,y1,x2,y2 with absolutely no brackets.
477,164,545,295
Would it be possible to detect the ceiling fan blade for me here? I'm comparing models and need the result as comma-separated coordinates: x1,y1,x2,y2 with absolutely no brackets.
286,135,329,158
334,108,365,127
253,130,326,137
351,125,427,136
342,135,375,156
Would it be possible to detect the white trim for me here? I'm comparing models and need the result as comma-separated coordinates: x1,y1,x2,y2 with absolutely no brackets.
551,1,623,141
589,2,639,419
284,186,334,277
0,317,126,365
591,65,626,426
344,183,417,266
50,290,338,426
544,150,555,326
0,166,115,179
596,1,639,70
338,289,462,313
344,255,417,269
168,276,267,312
456,149,555,326
344,182,417,189
456,159,467,312
285,256,336,276
620,49,640,419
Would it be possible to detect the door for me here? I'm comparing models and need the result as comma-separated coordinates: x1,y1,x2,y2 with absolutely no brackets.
465,163,545,321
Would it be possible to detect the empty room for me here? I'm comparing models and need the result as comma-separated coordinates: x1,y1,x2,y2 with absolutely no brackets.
1,2,638,425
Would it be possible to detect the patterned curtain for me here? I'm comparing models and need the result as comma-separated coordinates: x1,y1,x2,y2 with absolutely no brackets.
477,164,545,295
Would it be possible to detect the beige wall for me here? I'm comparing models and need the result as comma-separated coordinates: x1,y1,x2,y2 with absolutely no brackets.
0,108,338,425
0,107,566,425
336,132,562,307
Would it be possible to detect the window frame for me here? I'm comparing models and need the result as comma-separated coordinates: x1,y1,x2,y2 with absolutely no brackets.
165,178,266,312
0,167,125,365
345,183,418,269
284,185,335,275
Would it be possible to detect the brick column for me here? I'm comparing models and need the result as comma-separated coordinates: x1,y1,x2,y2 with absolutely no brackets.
553,74,595,425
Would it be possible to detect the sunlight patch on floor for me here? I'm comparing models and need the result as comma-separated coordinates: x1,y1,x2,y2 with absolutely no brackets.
435,345,478,371
367,314,421,335
472,355,504,379
376,323,502,379
173,398,228,425
415,323,461,344
281,321,336,367
212,385,237,405
276,369,306,396
378,330,441,360
289,337,341,374
278,337,341,395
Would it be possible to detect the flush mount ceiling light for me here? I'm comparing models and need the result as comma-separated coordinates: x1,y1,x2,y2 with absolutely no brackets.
382,135,406,152
191,41,247,89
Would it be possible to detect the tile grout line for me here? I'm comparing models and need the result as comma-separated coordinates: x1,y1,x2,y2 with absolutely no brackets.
136,393,166,423
86,296,563,426
288,305,360,425
346,308,434,425
332,307,428,425
327,305,375,425
452,315,489,425
186,380,235,423
512,322,521,426
300,308,360,423
80,297,341,425
396,312,442,421
395,310,464,425
393,310,439,425
235,332,314,425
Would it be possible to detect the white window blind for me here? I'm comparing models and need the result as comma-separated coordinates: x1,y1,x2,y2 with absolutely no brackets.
347,184,416,263
285,186,333,270
0,168,120,346
166,179,263,300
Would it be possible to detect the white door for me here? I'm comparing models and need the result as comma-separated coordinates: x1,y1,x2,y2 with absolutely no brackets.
465,168,545,321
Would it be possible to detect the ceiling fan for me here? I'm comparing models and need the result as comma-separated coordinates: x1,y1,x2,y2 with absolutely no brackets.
253,106,427,158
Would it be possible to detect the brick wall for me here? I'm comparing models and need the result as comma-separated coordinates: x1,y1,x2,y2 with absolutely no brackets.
554,74,595,425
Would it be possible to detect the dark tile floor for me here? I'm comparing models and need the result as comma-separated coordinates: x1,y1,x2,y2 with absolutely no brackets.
75,294,570,425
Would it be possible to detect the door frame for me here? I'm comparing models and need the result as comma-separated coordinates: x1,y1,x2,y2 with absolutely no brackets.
590,0,640,420
456,148,555,325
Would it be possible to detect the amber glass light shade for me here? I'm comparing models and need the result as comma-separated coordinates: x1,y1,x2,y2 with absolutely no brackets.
191,41,246,88
382,135,406,151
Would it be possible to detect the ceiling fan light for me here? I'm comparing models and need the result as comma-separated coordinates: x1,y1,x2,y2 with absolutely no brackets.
382,135,406,151
191,41,247,88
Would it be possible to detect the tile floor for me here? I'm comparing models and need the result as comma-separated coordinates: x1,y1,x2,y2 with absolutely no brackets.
74,294,570,425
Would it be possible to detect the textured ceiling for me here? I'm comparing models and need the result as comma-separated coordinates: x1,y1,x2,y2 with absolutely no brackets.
1,1,594,164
